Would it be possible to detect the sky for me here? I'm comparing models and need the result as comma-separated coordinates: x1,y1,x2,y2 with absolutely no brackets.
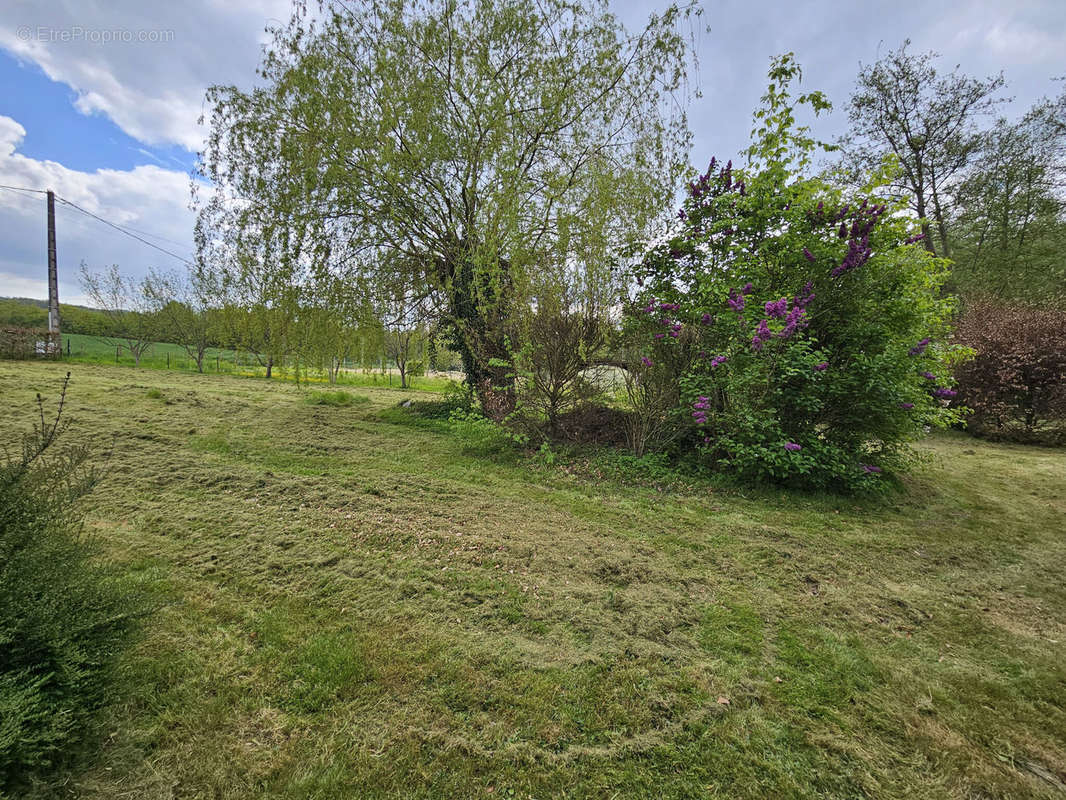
0,0,1063,306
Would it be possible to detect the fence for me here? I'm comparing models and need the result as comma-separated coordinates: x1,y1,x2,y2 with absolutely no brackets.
0,328,60,360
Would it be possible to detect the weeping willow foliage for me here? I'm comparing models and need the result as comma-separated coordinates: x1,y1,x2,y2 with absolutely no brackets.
197,0,699,413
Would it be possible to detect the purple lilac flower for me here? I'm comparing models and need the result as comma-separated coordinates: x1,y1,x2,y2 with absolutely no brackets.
678,209,687,221
933,388,957,399
777,306,807,339
831,235,873,277
742,282,754,295
640,356,653,367
654,332,665,340
701,313,713,325
814,362,829,371
794,282,816,309
710,355,728,368
899,402,914,410
838,222,848,239
803,247,816,262
861,464,882,474
727,289,746,313
909,338,931,356
921,371,936,380
904,233,925,245
784,442,802,452
764,297,790,319
751,319,772,351
692,395,710,424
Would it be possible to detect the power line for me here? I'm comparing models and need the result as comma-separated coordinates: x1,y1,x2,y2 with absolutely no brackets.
106,222,194,251
1,183,197,266
54,194,195,266
0,183,49,196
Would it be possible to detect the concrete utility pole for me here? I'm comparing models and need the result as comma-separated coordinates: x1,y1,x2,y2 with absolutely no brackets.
46,190,60,340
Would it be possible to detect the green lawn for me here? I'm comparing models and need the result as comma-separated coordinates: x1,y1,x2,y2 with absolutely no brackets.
2,360,1064,799
56,332,452,391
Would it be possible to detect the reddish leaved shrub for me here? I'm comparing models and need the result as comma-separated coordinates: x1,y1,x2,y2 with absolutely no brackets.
953,300,1066,444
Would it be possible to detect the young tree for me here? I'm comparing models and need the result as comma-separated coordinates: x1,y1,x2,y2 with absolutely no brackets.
78,263,157,367
198,0,698,419
379,266,432,390
143,266,218,372
839,41,1006,260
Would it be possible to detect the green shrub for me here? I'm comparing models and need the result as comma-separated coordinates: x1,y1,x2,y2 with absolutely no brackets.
447,408,525,455
304,390,370,407
0,375,150,787
627,56,966,491
145,387,164,399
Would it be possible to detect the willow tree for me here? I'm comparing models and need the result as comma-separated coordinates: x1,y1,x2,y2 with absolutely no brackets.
198,0,697,417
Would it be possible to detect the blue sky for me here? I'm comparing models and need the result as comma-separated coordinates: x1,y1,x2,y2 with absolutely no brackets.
1,0,1063,304
0,51,195,174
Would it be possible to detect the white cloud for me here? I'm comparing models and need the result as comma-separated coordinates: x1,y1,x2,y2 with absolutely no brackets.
0,269,92,306
0,114,200,304
0,0,291,150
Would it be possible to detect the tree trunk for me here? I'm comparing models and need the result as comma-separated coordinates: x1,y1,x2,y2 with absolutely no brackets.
443,256,517,421
265,357,273,379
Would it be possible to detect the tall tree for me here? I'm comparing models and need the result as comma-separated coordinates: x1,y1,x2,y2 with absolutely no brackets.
949,89,1066,303
197,0,697,418
839,41,1006,259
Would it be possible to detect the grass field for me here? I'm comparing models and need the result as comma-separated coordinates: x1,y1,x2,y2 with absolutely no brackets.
55,332,453,392
2,360,1064,799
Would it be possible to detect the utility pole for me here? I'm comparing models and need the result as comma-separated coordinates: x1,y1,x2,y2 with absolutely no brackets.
46,190,60,351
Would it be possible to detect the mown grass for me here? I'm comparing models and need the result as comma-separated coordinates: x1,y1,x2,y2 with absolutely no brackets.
1,360,1064,799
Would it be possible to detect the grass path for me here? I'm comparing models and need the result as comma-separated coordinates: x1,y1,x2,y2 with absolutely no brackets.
2,361,1064,799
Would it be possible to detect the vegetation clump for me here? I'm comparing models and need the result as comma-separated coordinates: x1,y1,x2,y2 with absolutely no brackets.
0,375,150,787
303,390,371,407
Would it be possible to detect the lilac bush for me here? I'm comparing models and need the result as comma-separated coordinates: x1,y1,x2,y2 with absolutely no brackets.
623,55,964,490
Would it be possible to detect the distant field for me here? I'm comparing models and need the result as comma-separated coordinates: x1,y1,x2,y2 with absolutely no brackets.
57,332,454,392
2,360,1064,799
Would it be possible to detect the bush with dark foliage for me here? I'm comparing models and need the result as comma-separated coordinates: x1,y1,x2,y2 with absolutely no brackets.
953,301,1066,444
0,375,149,787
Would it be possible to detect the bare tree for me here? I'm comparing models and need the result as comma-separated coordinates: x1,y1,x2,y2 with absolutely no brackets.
382,285,430,390
79,263,157,367
143,267,217,372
